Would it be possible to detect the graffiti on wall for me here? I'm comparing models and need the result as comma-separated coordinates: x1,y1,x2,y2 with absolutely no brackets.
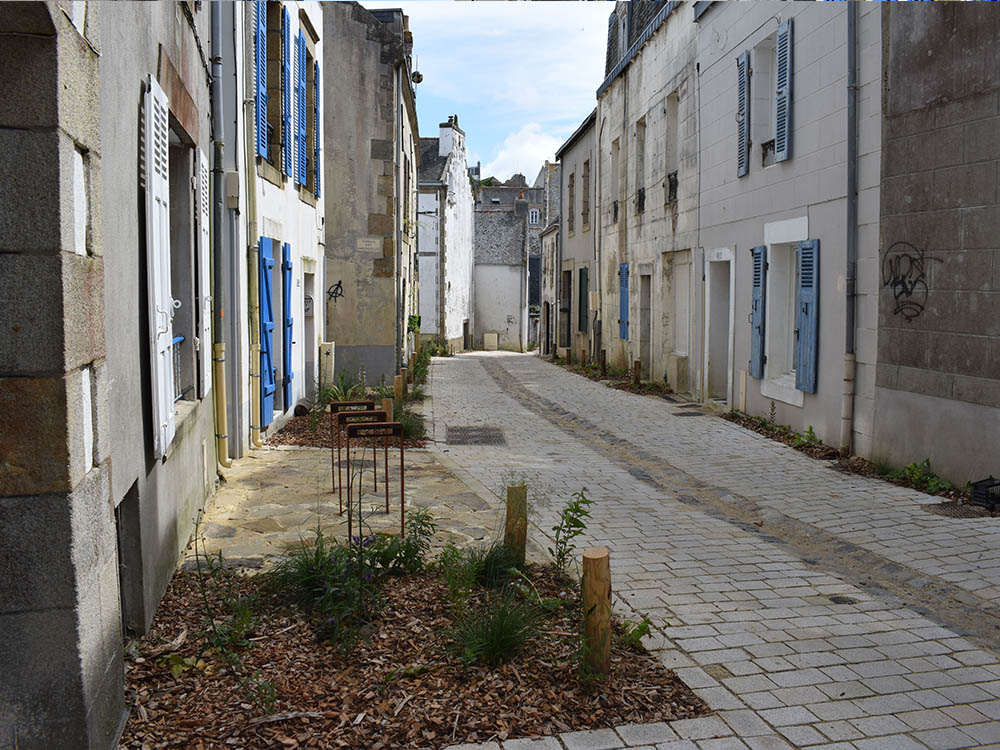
881,241,941,322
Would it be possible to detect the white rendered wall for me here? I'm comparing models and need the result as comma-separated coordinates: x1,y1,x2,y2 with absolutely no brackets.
474,265,524,351
441,134,474,343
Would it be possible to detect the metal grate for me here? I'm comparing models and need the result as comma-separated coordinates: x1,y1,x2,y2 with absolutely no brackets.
446,425,506,446
673,411,705,418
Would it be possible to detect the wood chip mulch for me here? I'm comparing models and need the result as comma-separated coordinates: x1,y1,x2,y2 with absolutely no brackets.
121,568,708,749
266,414,428,450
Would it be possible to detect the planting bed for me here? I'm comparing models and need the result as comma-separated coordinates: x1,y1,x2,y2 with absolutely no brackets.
120,566,707,749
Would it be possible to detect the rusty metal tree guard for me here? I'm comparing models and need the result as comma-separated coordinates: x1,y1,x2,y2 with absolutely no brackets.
346,421,405,541
328,400,374,501
332,407,386,513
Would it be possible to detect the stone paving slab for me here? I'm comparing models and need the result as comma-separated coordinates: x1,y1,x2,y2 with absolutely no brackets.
430,352,1000,749
192,443,546,566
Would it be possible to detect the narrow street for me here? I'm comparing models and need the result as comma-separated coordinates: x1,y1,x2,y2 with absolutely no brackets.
430,352,1000,750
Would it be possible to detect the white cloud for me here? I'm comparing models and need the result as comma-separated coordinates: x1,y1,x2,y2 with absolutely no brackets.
482,123,563,183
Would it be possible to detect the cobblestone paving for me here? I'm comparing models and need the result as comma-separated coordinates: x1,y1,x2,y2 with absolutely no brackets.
431,352,1000,750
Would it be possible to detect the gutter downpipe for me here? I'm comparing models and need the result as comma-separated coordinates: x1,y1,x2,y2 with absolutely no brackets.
840,2,859,457
210,0,232,468
245,11,264,449
395,64,403,374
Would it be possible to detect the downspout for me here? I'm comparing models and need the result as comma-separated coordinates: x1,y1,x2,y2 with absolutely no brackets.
245,8,263,448
556,218,563,353
210,0,231,468
438,185,446,343
596,117,605,362
395,64,403,373
840,2,858,457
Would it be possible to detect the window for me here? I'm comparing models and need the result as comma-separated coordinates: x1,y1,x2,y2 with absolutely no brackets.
560,269,572,348
578,266,589,333
567,173,575,233
529,208,540,225
143,75,211,459
264,2,282,167
581,159,590,229
664,92,678,205
303,41,319,195
634,117,645,213
752,34,776,168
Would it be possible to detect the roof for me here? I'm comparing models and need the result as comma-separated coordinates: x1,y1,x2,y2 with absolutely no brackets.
418,138,447,183
555,109,597,161
598,1,679,98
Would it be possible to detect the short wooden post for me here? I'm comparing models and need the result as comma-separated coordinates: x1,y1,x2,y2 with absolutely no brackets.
582,547,611,676
400,367,408,398
382,397,394,420
632,360,641,386
567,347,574,365
600,350,607,378
393,375,403,402
504,484,528,566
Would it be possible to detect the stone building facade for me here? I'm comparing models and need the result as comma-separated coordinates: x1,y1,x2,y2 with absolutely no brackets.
554,109,597,364
322,3,419,383
874,4,1000,483
596,1,701,389
417,116,475,353
474,206,529,351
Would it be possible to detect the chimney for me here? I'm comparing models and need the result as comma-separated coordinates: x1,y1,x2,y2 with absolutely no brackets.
514,190,528,218
439,114,463,158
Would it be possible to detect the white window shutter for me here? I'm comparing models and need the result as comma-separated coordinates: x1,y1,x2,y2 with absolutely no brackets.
197,149,212,399
144,75,175,458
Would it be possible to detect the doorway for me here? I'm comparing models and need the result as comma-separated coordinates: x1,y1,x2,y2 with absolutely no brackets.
542,303,550,356
705,248,735,404
304,271,315,399
639,274,651,380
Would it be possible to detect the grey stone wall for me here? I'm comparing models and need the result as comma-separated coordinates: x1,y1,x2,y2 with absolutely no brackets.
877,4,1000,413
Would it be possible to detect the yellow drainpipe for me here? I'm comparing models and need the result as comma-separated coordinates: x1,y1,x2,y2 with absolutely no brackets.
245,92,264,448
213,343,232,467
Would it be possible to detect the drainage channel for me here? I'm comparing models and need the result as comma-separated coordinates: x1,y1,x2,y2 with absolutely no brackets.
481,357,1000,652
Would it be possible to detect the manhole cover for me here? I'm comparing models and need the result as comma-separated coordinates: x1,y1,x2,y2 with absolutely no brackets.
921,501,991,519
446,425,506,446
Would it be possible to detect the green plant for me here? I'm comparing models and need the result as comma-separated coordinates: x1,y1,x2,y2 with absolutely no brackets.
468,542,521,589
446,587,540,666
888,458,953,495
619,617,652,648
767,400,777,426
399,408,426,440
437,543,477,615
549,490,593,574
407,313,421,335
366,508,437,575
793,425,820,449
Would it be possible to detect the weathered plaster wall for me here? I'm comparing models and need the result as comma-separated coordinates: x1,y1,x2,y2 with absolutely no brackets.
322,2,417,383
558,115,597,363
873,3,1000,483
597,3,700,389
474,265,526,351
696,1,881,450
417,187,442,335
441,128,475,346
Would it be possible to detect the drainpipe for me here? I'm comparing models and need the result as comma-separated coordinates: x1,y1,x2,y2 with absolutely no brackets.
840,2,859,457
210,1,231,468
245,19,263,448
395,64,403,373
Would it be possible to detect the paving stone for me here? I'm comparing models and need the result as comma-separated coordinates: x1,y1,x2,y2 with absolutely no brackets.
653,741,697,750
504,739,564,750
853,736,929,750
669,717,730,741
615,723,678,746
561,728,622,750
742,738,794,750
718,710,771,737
774,725,826,746
911,727,977,750
695,739,749,750
758,707,818,726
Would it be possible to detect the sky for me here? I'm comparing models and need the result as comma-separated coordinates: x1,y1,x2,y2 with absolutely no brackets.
360,1,611,183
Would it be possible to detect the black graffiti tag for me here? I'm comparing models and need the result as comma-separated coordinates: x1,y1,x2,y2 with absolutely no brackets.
327,280,344,302
881,241,941,322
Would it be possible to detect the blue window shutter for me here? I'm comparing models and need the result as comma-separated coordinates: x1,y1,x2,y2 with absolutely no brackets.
282,243,294,408
314,60,321,197
282,7,292,177
619,263,629,340
297,32,307,185
293,33,301,184
736,50,750,178
259,238,276,426
749,245,767,379
254,1,267,159
775,19,792,163
795,239,819,393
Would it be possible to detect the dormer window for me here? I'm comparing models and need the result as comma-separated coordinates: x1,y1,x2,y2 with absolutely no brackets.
529,208,540,225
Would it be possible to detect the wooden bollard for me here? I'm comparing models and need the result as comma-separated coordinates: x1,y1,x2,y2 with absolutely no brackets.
504,484,528,566
382,397,394,420
600,349,607,378
393,375,403,402
400,367,408,397
583,547,612,676
632,360,641,385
